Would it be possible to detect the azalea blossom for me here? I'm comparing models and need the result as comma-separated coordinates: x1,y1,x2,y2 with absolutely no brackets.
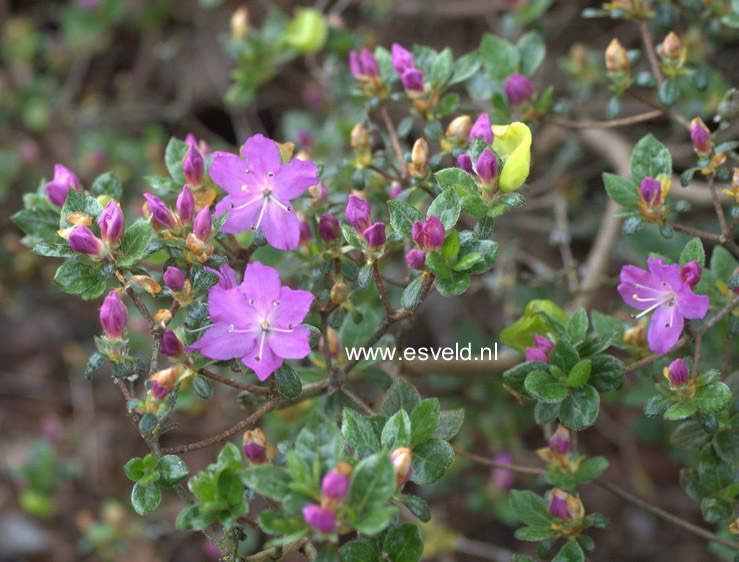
618,257,709,354
211,134,318,251
186,262,314,381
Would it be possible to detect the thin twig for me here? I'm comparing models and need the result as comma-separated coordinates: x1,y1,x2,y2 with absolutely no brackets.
342,388,375,416
380,105,407,180
372,261,395,316
125,286,155,330
639,19,664,87
667,221,723,243
544,109,664,130
199,368,272,395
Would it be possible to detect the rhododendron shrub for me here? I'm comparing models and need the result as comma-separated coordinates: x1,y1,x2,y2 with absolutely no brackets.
9,1,739,561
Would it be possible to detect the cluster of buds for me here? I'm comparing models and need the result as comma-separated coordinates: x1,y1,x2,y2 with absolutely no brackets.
440,115,471,153
536,425,582,472
150,364,185,401
242,428,268,464
45,164,80,206
62,199,125,259
392,43,437,113
637,175,670,222
163,266,192,301
525,335,554,363
405,215,444,270
407,138,429,177
549,488,586,533
302,462,353,533
349,48,383,97
350,123,372,168
722,168,739,204
504,72,535,106
391,447,413,487
657,32,686,76
346,195,386,250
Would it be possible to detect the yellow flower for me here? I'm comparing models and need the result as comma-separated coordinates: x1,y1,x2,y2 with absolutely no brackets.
492,122,532,192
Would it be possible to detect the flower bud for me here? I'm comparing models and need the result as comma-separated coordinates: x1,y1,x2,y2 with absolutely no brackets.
469,113,493,145
68,226,106,257
658,31,681,60
346,195,371,233
160,330,184,358
391,43,415,75
548,425,571,456
457,153,474,175
302,505,335,533
163,266,185,292
680,261,702,287
349,48,379,81
230,7,249,38
391,447,413,487
412,216,444,250
177,185,195,224
183,144,205,187
144,194,178,229
45,164,80,206
446,115,472,144
409,137,429,176
100,290,127,340
525,335,553,363
193,206,213,241
639,176,662,207
549,488,571,519
330,280,349,304
242,428,267,463
98,200,124,246
605,38,629,72
491,452,515,491
400,68,424,92
690,117,711,155
476,148,498,185
406,248,426,270
321,462,352,500
665,358,689,387
299,220,312,245
150,365,184,400
504,72,534,105
350,123,369,151
363,222,386,249
389,182,403,199
318,214,339,241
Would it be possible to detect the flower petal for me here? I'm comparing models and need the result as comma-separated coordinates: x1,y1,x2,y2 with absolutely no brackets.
260,202,300,251
271,286,314,327
241,134,281,178
269,326,312,359
242,337,283,381
209,152,248,193
272,159,318,201
216,193,265,235
207,286,255,328
186,323,257,360
647,303,684,354
675,288,709,319
242,262,282,309
647,256,682,289
617,265,665,310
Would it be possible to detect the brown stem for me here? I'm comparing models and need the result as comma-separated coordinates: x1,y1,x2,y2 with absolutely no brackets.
380,105,407,180
243,537,309,561
455,448,546,476
544,109,664,130
199,368,273,395
372,261,395,316
342,387,375,416
638,19,664,87
125,286,155,330
667,221,723,242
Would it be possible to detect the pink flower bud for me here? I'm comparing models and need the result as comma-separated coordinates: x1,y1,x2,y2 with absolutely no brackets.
163,266,185,292
549,489,571,519
504,72,534,105
100,290,127,340
68,226,105,256
690,117,711,155
548,426,571,456
406,248,426,270
391,43,415,75
666,358,689,387
476,148,498,185
491,452,515,491
389,183,403,199
680,261,702,287
321,470,350,501
412,216,444,250
390,447,413,487
177,185,195,223
183,144,205,187
302,505,336,533
639,177,662,207
318,214,339,241
400,68,424,92
161,330,184,358
363,222,386,249
193,207,213,241
144,194,178,229
469,113,493,145
346,195,371,232
525,335,554,363
98,200,124,246
457,153,474,174
45,164,80,206
299,221,312,244
242,428,267,463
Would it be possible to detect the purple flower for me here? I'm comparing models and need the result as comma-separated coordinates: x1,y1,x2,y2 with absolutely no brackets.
680,260,702,287
391,43,415,75
389,183,403,199
212,135,318,251
549,489,571,519
504,72,534,105
406,248,426,270
525,335,553,363
618,257,710,354
363,222,386,249
346,195,372,232
163,266,185,292
457,153,474,175
302,505,335,533
144,194,178,229
491,452,515,491
206,263,238,290
98,200,124,246
666,358,689,387
469,113,493,145
400,69,424,92
193,206,213,241
68,226,105,256
639,176,662,207
177,185,195,223
318,214,339,241
412,216,444,250
349,48,379,80
45,164,80,206
183,143,205,187
476,148,497,185
161,330,185,358
100,290,127,339
186,262,314,381
321,470,350,500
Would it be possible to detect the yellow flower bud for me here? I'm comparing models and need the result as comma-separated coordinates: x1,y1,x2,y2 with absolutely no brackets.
492,122,532,192
445,115,472,143
605,38,629,72
350,123,369,151
658,32,681,60
231,7,249,38
330,280,349,304
408,137,429,177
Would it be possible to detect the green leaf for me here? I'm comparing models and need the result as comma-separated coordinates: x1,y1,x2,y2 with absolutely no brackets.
503,361,550,395
399,494,431,523
453,251,483,271
242,465,292,501
432,409,464,440
679,237,705,268
549,340,579,373
347,453,395,521
435,271,470,296
431,47,454,88
693,382,731,413
156,455,189,486
583,512,610,529
516,31,545,76
124,457,145,481
514,526,557,541
461,194,488,218
175,505,211,530
509,490,551,527
409,398,440,446
339,541,380,562
383,523,423,562
658,77,680,107
117,219,153,267
441,231,460,260
60,188,103,228
714,429,739,465
438,93,460,116
354,506,398,535
480,33,520,82
165,137,188,184
670,421,710,449
91,171,123,200
410,439,454,484
534,401,560,424
401,275,426,310
381,378,421,416
144,175,178,192
588,355,624,392
342,223,367,250
387,201,424,239
664,401,697,420
427,188,461,230
590,311,624,344
381,410,412,450
32,242,76,257
295,411,343,475
559,385,600,430
645,395,671,418
12,207,61,240
274,363,302,398
567,360,592,387
131,481,161,515
630,133,672,184
552,541,584,562
84,351,106,380
698,446,734,492
53,258,106,299
192,375,213,399
566,308,588,342
574,456,608,483
434,168,478,195
525,371,568,403
449,51,481,85
425,251,452,277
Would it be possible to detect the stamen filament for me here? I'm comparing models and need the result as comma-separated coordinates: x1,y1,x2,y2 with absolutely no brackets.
231,196,262,212
255,330,267,361
253,199,268,231
271,197,291,212
185,323,214,333
633,297,671,319
270,326,294,333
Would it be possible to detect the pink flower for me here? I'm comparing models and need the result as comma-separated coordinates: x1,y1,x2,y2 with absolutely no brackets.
186,262,314,381
302,505,335,533
525,335,554,363
212,135,318,251
412,216,444,250
45,164,80,206
618,257,709,354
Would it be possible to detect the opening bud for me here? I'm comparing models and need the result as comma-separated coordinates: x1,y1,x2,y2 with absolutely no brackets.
363,222,386,249
689,117,711,155
605,38,629,73
330,280,349,304
469,113,493,145
193,206,213,241
390,447,413,487
183,144,205,187
389,182,403,200
457,153,474,175
409,137,429,177
45,163,80,206
318,214,339,241
657,31,681,60
97,200,124,246
525,335,554,364
242,428,267,463
476,148,498,186
680,261,702,287
350,123,370,151
100,290,127,340
68,226,106,257
400,68,424,92
346,195,371,233
406,248,426,270
150,364,184,400
321,462,352,501
664,358,689,387
160,330,185,358
549,488,585,520
445,115,472,143
412,216,444,250
144,194,179,230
